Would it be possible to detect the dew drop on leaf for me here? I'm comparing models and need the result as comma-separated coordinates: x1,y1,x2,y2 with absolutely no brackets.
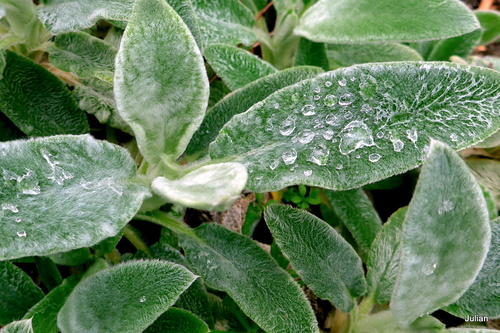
368,153,381,163
423,263,437,276
391,137,405,152
338,78,347,86
314,87,321,93
139,296,147,303
359,75,378,100
322,129,334,140
339,93,355,106
301,104,316,116
323,94,336,107
325,81,332,87
304,170,312,176
438,200,454,215
376,131,384,139
344,111,353,120
406,128,418,143
2,203,19,213
450,133,458,142
336,164,343,170
16,231,27,238
282,149,298,165
15,218,21,223
296,130,315,144
269,159,279,170
338,120,376,155
361,104,372,113
325,113,340,126
308,145,330,166
279,116,296,136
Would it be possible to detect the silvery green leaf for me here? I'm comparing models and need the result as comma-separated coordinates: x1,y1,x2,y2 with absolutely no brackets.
443,218,500,318
114,0,208,163
0,319,33,333
204,44,277,91
191,0,256,46
58,260,197,333
324,189,382,261
295,0,480,43
473,130,500,148
36,0,134,34
151,163,247,211
391,141,491,327
166,0,205,51
327,43,423,69
466,159,500,210
265,205,367,312
187,66,323,157
295,38,329,71
143,308,209,333
180,224,319,333
0,50,89,136
0,135,150,260
366,207,407,304
476,10,500,45
353,310,445,333
427,29,482,61
49,32,117,79
210,62,500,192
0,261,44,325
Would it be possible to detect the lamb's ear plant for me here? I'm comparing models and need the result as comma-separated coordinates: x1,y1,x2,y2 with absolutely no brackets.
1,0,500,332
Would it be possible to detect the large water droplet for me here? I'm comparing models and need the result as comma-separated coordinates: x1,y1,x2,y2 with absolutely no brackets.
339,93,355,106
308,145,330,166
438,200,453,215
322,129,334,140
338,121,376,155
2,203,19,213
359,75,378,100
296,130,315,144
282,149,298,165
406,128,418,143
323,94,336,107
368,153,381,163
17,231,27,238
325,114,341,126
279,116,296,136
301,104,316,116
391,137,404,152
423,263,437,276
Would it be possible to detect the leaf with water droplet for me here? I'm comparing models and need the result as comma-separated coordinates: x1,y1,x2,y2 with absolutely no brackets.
0,261,44,325
58,260,196,333
114,0,209,164
0,135,150,260
204,44,277,91
179,223,319,333
295,0,479,43
210,62,500,192
443,218,500,319
391,141,491,327
265,205,366,312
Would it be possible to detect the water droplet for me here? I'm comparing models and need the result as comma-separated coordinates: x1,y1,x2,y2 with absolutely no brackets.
339,93,355,106
323,94,336,107
279,116,296,136
2,203,19,213
139,296,147,303
344,111,353,120
359,75,378,100
308,145,330,166
269,159,279,170
325,81,332,87
296,130,315,144
15,218,21,223
314,86,321,93
274,103,279,109
265,118,274,131
338,121,376,155
335,164,343,170
384,80,395,89
325,114,341,126
282,149,298,165
450,133,458,142
438,200,453,215
376,132,384,139
356,155,361,159
322,129,334,140
301,104,316,116
391,137,404,152
423,263,437,276
17,231,27,238
369,153,381,163
291,93,300,102
304,170,312,176
361,104,372,113
338,78,347,86
423,145,430,153
314,95,321,100
406,128,418,143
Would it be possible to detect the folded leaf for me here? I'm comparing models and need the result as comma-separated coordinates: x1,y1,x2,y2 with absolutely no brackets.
115,0,208,163
295,0,479,43
180,224,319,333
144,308,209,333
204,44,277,91
0,50,89,136
58,260,197,333
0,135,150,260
366,207,406,304
210,62,500,192
0,261,44,325
444,218,500,318
265,205,366,312
391,141,491,327
151,163,247,211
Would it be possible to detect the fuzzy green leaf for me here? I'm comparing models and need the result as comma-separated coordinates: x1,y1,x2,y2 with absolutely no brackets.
180,224,319,333
366,207,407,304
265,205,366,312
0,319,33,333
210,62,500,192
49,32,117,79
58,260,197,333
391,141,491,327
36,0,133,34
448,329,500,333
0,50,89,137
476,10,500,45
295,0,480,43
0,135,150,260
191,0,256,46
444,218,500,318
204,44,277,91
114,0,208,163
144,308,209,333
353,310,445,333
187,66,323,157
151,163,247,211
0,261,44,325
324,189,382,261
466,158,500,210
327,43,423,69
166,0,205,51
295,38,329,71
427,29,482,61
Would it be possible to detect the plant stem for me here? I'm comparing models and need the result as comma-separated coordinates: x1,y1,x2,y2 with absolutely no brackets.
135,211,199,240
123,224,152,258
358,296,374,318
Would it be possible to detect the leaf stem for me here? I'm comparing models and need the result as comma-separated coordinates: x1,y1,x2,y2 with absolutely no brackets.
358,296,374,318
135,211,199,240
123,224,152,258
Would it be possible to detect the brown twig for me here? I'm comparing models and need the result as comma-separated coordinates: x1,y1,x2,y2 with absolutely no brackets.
256,1,273,22
478,0,495,10
209,74,218,84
